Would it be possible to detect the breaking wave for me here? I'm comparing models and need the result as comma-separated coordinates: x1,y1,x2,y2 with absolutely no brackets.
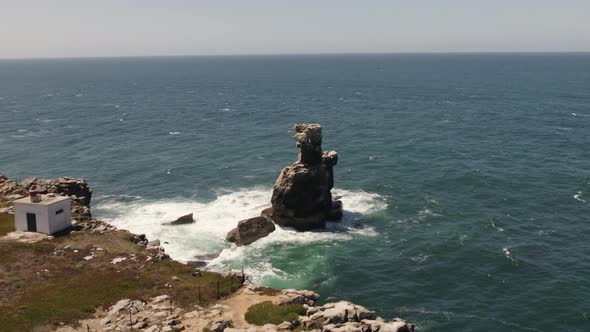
94,187,388,283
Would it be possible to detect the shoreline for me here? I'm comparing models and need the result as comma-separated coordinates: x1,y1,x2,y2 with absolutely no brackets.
0,174,414,331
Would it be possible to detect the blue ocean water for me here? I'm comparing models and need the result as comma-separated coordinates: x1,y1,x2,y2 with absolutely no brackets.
1,54,589,331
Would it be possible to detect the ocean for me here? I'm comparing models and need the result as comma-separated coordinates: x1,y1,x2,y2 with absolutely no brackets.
1,53,589,331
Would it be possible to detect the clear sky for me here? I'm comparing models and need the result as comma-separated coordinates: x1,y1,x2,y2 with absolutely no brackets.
1,0,589,59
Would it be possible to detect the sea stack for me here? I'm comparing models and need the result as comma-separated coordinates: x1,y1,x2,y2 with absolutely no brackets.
269,123,343,230
226,123,343,244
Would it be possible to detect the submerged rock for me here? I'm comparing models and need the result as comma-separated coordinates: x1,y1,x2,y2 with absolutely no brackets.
226,216,275,246
165,213,194,225
270,124,343,230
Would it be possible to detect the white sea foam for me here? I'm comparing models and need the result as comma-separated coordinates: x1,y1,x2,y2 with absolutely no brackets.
573,191,586,202
169,131,181,135
95,187,388,282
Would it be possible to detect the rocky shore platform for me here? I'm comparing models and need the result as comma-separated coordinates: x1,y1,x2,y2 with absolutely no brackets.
0,174,413,332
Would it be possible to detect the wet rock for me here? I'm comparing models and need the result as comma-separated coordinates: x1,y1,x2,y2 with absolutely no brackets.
269,124,343,231
148,239,161,246
226,216,276,246
165,213,194,225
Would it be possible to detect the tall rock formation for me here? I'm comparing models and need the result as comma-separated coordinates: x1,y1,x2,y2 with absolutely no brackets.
270,124,343,230
226,123,343,244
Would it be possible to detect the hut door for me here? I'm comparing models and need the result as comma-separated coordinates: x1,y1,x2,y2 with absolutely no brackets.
26,213,37,232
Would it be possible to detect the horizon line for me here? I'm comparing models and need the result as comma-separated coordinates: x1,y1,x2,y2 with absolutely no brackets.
1,50,590,61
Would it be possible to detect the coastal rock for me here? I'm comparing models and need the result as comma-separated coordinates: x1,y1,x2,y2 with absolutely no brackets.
273,289,320,306
226,216,276,246
361,318,415,332
20,176,93,207
165,213,194,225
269,124,343,231
305,301,376,326
0,175,94,219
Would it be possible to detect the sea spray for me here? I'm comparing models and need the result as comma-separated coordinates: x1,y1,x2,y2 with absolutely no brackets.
94,187,388,284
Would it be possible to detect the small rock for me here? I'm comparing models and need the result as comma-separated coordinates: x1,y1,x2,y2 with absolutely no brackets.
152,295,170,304
277,321,294,330
111,257,127,264
148,239,161,246
133,321,148,329
165,213,194,225
144,326,160,332
226,216,276,246
209,320,232,332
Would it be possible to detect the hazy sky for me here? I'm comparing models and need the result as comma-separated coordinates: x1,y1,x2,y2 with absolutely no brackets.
1,0,589,58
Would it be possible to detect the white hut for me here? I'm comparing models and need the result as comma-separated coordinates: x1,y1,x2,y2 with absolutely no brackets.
12,191,71,235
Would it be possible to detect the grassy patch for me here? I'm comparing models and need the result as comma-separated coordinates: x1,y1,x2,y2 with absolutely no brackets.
0,213,15,236
254,286,280,296
245,301,306,326
0,229,242,332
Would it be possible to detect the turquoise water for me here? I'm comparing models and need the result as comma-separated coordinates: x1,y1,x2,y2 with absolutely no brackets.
1,54,589,331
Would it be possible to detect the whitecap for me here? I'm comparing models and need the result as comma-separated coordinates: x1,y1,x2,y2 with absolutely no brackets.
573,191,586,202
95,194,143,200
503,247,518,264
347,226,379,237
411,254,431,263
490,219,504,232
169,131,181,135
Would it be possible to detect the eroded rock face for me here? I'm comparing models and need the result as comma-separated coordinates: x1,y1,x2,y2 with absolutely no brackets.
226,216,276,246
270,124,343,231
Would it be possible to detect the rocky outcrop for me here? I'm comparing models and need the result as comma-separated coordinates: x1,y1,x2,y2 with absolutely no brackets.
269,124,343,230
20,176,93,206
165,213,194,225
300,301,414,332
224,124,343,244
226,216,276,246
0,175,93,219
